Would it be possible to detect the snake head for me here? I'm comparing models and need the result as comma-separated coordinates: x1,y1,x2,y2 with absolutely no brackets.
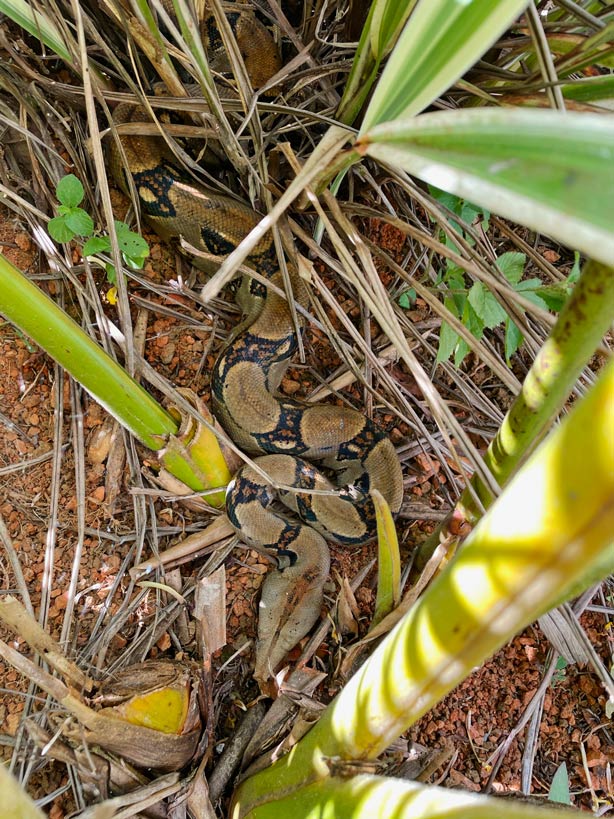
254,528,330,688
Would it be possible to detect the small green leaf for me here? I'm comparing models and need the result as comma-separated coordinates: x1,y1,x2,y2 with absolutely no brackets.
118,233,149,264
123,253,148,270
56,174,84,208
453,337,470,368
105,263,117,284
481,291,507,329
462,299,484,340
536,283,569,312
505,317,523,362
444,230,465,255
82,236,111,256
398,288,416,309
436,293,462,364
467,281,485,319
48,217,75,243
429,185,461,213
64,209,94,237
114,221,149,265
496,252,526,285
554,656,568,676
444,267,467,313
515,279,550,312
534,252,582,312
459,200,486,227
437,320,459,365
548,762,571,805
444,266,465,290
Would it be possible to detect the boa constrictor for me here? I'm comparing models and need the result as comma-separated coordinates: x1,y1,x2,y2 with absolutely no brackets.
110,6,403,681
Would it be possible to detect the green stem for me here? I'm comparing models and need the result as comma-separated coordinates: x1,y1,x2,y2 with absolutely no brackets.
336,1,418,126
0,253,176,449
238,774,582,819
417,259,614,567
480,259,614,504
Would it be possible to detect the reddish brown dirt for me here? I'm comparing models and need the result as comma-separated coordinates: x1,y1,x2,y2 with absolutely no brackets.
1,207,612,816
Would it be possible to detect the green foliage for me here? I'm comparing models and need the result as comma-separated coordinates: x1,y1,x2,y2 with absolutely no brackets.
548,762,571,805
48,175,149,282
362,108,614,270
82,221,149,283
397,288,416,309
429,189,582,367
359,0,530,130
537,252,582,312
336,0,417,124
48,175,94,242
430,185,490,253
552,656,568,686
437,251,543,367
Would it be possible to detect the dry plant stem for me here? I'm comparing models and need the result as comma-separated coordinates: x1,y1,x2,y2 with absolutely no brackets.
129,516,239,578
417,259,614,567
0,638,97,728
195,565,227,653
525,3,566,110
38,361,64,636
208,701,268,803
77,774,182,819
59,380,87,648
521,691,544,794
0,516,35,617
0,597,91,691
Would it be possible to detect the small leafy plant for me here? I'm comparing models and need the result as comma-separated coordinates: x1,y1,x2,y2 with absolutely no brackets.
552,656,568,686
429,189,581,367
48,174,149,285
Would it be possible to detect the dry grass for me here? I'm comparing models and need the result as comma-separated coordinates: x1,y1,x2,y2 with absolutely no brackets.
0,0,612,813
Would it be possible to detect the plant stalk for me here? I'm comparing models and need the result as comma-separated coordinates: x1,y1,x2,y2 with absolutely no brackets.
416,259,614,568
239,773,584,819
0,252,176,449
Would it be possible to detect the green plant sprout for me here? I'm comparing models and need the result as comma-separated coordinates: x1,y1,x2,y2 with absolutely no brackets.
551,656,569,686
48,174,149,284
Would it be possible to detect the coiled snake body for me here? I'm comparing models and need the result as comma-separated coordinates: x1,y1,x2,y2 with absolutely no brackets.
111,7,403,679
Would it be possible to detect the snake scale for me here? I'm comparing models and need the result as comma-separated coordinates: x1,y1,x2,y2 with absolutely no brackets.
110,5,403,680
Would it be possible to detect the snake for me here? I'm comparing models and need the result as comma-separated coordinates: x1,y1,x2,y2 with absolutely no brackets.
109,5,403,680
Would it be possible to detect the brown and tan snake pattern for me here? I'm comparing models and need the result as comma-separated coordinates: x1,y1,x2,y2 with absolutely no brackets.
110,6,403,678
